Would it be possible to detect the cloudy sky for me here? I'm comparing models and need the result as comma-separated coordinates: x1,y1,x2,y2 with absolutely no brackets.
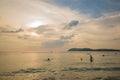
0,0,120,51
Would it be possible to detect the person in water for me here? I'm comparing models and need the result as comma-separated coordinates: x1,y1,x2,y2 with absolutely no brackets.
102,54,105,56
47,58,50,61
80,58,83,61
90,55,93,63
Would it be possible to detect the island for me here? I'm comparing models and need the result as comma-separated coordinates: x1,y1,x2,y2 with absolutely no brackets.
68,48,120,51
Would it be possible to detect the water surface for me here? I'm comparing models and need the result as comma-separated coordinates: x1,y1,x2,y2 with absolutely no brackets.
0,51,120,80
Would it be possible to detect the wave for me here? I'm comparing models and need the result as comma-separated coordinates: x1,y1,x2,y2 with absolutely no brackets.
0,67,120,76
62,67,120,72
0,68,46,76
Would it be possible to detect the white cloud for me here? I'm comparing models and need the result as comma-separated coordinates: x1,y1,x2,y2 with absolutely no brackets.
0,0,120,51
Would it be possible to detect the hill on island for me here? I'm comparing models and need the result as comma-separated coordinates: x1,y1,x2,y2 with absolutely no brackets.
68,48,120,51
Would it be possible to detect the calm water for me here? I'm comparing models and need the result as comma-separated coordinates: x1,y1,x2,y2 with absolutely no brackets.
0,51,120,80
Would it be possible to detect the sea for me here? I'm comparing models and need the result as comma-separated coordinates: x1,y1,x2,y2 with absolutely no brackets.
0,51,120,80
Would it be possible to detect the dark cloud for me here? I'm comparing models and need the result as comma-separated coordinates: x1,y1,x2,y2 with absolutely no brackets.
0,28,23,33
69,20,79,27
64,20,79,29
0,25,23,33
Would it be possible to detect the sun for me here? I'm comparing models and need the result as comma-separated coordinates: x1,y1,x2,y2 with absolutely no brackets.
28,20,45,28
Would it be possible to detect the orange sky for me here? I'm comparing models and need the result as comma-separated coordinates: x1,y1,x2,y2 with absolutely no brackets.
0,0,120,51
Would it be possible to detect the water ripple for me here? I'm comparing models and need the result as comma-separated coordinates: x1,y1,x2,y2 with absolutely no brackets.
62,67,120,72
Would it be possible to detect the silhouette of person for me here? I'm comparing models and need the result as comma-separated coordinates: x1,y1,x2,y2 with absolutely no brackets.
80,58,83,61
90,55,93,63
47,58,50,61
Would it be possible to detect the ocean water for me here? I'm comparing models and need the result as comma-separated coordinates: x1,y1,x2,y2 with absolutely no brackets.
0,51,120,80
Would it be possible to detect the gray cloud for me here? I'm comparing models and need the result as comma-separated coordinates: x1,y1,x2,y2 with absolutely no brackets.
0,25,23,33
64,20,79,29
42,40,67,48
0,28,23,33
34,26,55,34
96,13,120,28
17,35,30,40
42,34,74,48
111,38,120,41
60,34,74,40
69,20,79,27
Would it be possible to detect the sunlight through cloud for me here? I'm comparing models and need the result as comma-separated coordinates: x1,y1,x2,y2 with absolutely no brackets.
28,21,45,28
30,32,38,36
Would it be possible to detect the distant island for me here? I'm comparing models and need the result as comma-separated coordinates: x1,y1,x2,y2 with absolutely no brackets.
68,48,120,51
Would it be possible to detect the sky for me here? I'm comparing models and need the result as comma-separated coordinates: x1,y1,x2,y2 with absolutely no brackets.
0,0,120,51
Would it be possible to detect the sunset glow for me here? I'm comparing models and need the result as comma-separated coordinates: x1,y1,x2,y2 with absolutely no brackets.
30,32,38,36
28,21,45,28
0,0,120,51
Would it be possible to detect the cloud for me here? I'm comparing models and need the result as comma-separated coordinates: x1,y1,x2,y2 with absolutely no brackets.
34,25,55,34
68,20,79,27
60,35,74,40
64,20,79,29
20,12,120,49
0,0,83,28
42,40,67,48
17,35,30,40
42,34,74,48
111,38,120,41
0,25,23,33
0,0,120,51
94,12,120,28
0,28,23,33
